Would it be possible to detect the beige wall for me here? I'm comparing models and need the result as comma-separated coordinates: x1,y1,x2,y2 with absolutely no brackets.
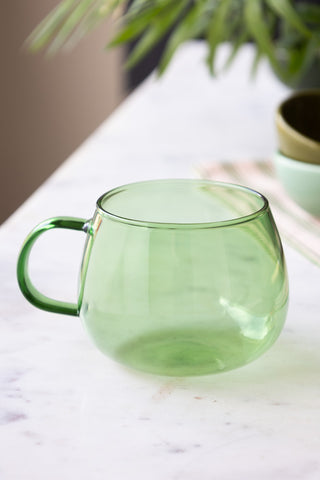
1,2,124,223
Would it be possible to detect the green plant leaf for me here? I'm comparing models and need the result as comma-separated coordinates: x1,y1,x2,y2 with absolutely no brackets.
27,0,78,52
46,0,98,54
223,30,249,71
250,47,263,78
288,48,309,77
109,0,174,47
207,0,233,75
126,0,151,15
65,0,123,50
158,1,209,75
278,36,320,85
265,0,311,38
123,0,187,69
244,0,283,77
296,4,320,26
299,36,320,73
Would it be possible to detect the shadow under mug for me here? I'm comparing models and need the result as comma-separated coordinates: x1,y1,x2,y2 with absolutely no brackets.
17,179,289,376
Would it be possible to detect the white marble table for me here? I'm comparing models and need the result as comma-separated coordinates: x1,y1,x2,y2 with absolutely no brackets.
1,42,320,480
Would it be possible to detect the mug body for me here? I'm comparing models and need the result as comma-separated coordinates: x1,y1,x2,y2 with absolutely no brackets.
79,180,288,376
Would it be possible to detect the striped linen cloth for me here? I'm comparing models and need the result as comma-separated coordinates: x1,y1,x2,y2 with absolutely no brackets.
198,160,320,268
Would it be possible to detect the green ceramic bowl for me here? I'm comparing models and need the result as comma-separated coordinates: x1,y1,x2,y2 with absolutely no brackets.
274,152,320,217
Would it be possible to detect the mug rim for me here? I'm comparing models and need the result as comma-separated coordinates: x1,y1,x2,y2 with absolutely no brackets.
96,179,269,229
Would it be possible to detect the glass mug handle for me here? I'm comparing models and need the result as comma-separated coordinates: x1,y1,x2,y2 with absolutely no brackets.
17,217,88,316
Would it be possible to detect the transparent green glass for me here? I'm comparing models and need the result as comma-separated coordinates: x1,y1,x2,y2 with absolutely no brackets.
17,180,288,376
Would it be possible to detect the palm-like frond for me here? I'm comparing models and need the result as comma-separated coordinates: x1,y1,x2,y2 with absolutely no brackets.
27,0,125,54
27,0,320,85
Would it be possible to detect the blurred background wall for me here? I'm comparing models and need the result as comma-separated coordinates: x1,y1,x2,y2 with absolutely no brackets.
1,1,125,224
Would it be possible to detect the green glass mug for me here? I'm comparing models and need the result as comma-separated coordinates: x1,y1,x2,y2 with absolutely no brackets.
17,179,288,376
